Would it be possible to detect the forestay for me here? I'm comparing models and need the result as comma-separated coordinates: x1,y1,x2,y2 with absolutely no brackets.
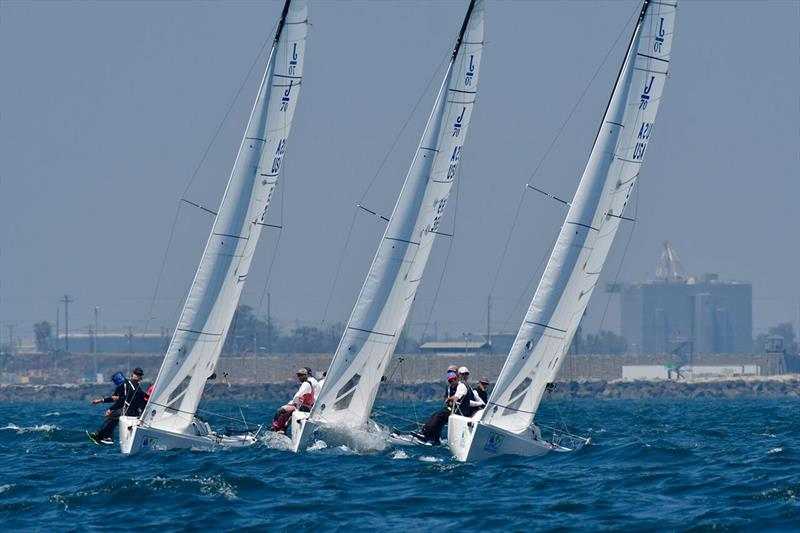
311,0,485,427
143,0,308,434
482,0,676,434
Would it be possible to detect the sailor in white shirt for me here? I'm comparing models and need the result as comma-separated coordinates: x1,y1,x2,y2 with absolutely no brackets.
452,366,483,417
271,367,315,433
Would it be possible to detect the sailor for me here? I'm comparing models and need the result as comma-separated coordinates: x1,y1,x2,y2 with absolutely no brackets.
453,366,482,418
474,377,489,409
304,367,321,401
413,369,460,445
87,367,146,445
271,367,315,433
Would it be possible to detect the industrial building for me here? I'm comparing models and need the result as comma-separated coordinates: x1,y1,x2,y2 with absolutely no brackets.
609,242,752,355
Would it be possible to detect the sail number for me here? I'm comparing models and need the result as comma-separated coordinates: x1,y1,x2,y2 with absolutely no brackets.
271,138,287,174
446,145,462,181
430,197,448,233
633,122,653,161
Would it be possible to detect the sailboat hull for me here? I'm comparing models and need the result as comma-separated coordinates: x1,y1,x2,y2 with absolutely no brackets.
289,411,317,452
119,416,257,455
448,414,562,462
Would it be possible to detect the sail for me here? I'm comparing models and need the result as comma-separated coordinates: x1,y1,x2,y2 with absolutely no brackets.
143,0,308,434
311,0,485,427
482,0,676,434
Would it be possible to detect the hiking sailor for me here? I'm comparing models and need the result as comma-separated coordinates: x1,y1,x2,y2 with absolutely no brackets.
87,367,146,445
453,366,482,418
304,367,321,402
473,377,489,410
271,368,315,433
413,368,460,445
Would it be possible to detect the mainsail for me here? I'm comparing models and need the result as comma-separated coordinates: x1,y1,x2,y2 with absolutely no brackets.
310,0,485,427
482,0,676,434
143,0,308,434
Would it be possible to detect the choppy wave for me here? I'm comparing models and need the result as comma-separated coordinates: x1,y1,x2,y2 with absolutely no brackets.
1,423,59,434
1,399,798,530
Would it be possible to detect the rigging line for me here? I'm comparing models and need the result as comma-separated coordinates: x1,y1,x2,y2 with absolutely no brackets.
182,29,275,199
145,398,255,425
500,233,559,333
141,31,275,336
358,48,452,205
319,46,451,328
420,164,461,342
372,408,424,428
319,208,359,327
143,201,185,336
596,183,640,333
484,6,637,310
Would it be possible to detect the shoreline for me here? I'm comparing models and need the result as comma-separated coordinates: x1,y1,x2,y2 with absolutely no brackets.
1,375,798,402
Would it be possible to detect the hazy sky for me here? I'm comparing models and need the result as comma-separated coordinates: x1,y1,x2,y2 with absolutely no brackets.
1,0,798,345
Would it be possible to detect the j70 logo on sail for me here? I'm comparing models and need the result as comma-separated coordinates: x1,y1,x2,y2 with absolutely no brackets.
639,76,655,110
288,43,299,75
280,81,294,111
465,55,475,86
654,17,666,53
452,107,466,137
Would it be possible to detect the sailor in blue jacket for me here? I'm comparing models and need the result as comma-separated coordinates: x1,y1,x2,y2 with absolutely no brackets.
87,368,145,445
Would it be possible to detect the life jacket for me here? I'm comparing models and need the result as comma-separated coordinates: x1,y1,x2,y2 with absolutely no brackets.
444,382,458,400
456,382,475,417
298,381,314,408
476,387,488,405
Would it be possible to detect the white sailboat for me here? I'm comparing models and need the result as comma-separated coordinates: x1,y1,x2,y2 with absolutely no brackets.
449,0,677,461
119,0,308,454
290,0,485,452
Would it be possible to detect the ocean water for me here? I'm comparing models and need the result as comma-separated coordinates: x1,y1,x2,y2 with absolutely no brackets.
1,398,797,531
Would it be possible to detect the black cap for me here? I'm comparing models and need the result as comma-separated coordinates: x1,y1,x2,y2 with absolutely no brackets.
133,367,144,376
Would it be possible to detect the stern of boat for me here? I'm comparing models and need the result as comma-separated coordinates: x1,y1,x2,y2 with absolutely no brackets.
290,411,316,452
449,416,556,462
119,415,143,455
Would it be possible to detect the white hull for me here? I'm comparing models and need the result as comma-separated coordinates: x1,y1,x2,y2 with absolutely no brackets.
119,416,258,455
448,413,569,462
289,411,317,452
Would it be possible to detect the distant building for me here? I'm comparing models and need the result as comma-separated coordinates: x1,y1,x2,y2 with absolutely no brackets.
55,332,171,354
418,338,489,355
609,242,752,355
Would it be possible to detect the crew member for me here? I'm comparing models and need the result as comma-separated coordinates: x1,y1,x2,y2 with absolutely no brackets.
271,368,315,433
474,377,489,410
413,369,460,445
87,367,145,445
304,367,321,402
453,366,482,418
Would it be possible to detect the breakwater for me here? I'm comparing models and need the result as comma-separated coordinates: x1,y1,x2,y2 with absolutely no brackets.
2,375,798,403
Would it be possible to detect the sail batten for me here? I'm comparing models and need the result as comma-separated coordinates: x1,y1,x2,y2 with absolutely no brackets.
310,0,485,428
143,0,308,434
481,0,677,435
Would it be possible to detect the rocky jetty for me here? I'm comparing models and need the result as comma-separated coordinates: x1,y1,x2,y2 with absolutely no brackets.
2,375,798,403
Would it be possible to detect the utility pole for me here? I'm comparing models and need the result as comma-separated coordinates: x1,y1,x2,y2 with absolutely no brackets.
267,292,272,355
60,295,73,352
486,295,492,353
125,326,133,370
93,306,100,380
55,306,60,352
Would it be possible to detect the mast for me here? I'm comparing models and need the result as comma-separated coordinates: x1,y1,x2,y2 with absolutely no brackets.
481,0,677,435
143,0,309,434
309,0,485,428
